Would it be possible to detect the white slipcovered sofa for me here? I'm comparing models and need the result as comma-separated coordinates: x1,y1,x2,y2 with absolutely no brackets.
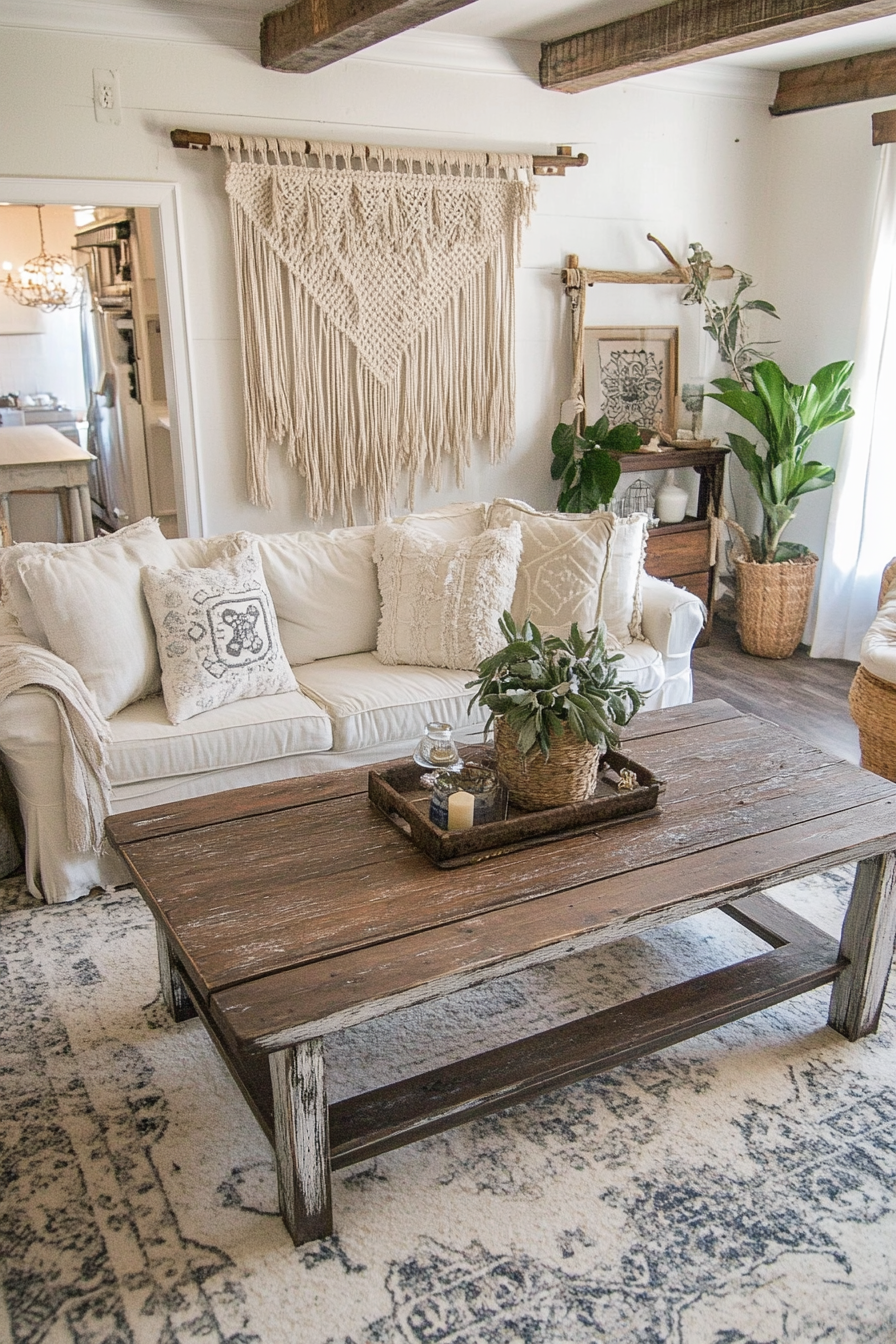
0,500,705,903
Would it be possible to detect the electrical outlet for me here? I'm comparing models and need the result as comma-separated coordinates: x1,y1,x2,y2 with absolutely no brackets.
93,69,121,125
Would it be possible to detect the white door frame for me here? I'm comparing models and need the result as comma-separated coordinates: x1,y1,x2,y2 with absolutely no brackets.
0,177,203,536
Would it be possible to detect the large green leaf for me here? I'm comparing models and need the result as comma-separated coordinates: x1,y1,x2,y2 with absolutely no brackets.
579,450,621,508
604,422,642,454
708,381,772,442
726,432,764,490
551,421,577,458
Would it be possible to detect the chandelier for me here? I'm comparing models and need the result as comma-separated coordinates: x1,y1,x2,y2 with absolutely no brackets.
2,205,82,312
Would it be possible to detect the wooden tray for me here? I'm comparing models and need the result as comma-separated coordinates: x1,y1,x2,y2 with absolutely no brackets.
368,743,664,868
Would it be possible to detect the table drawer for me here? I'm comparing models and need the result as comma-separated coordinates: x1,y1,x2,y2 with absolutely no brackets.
646,526,712,579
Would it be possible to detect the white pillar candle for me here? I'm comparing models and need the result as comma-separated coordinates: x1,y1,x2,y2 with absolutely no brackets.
447,790,475,831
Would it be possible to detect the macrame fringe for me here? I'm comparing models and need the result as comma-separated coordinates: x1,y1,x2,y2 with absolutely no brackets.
214,134,536,522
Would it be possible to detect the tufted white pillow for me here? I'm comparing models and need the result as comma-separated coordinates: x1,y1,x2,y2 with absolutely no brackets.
373,521,522,670
141,540,295,725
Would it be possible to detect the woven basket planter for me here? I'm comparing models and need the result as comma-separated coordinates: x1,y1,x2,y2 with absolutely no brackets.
733,552,818,659
494,716,601,811
849,664,896,782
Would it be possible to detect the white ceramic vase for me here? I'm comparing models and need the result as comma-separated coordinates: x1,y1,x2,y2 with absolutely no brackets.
654,469,689,524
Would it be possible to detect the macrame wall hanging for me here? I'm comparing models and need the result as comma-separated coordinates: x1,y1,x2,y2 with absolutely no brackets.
210,133,538,523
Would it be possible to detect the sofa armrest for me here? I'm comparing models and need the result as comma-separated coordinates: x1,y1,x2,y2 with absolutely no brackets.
640,575,706,660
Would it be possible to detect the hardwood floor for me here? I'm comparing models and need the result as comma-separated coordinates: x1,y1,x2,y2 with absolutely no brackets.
692,618,860,765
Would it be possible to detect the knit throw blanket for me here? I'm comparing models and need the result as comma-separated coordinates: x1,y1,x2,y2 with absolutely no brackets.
0,645,112,853
213,135,537,523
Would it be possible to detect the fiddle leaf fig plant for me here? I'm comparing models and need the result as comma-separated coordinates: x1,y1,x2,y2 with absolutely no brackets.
709,358,854,563
466,612,643,760
551,416,642,513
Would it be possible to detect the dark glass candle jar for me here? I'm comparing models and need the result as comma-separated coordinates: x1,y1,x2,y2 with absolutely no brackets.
428,764,503,830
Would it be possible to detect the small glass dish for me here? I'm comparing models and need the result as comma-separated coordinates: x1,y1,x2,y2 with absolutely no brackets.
414,721,462,771
428,765,505,829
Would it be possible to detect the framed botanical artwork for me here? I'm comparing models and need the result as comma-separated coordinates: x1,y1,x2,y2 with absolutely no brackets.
583,326,679,433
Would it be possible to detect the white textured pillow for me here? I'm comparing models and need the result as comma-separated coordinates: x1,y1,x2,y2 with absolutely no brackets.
486,499,615,639
14,518,175,716
256,525,379,665
373,521,522,670
0,516,169,648
141,541,296,725
603,513,649,643
487,499,648,644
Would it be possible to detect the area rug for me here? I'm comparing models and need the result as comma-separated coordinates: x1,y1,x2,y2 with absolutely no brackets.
2,866,895,1343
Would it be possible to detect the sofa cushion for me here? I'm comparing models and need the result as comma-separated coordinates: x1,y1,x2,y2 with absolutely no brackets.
256,525,379,665
373,521,522,671
142,541,296,725
486,500,648,644
0,514,170,650
603,513,649,644
613,639,666,699
485,499,614,638
860,588,896,685
108,689,332,785
392,501,487,540
294,652,488,753
13,518,175,716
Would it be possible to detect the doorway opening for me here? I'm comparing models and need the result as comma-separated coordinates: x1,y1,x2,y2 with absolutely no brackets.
0,177,201,541
0,203,179,540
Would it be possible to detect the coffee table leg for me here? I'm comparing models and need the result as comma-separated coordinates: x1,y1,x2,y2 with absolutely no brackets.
155,923,197,1023
270,1040,333,1246
829,851,896,1041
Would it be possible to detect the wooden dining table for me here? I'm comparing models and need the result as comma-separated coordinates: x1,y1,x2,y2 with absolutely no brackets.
0,424,95,545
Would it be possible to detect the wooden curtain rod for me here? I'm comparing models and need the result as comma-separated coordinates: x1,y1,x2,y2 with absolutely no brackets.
169,129,588,176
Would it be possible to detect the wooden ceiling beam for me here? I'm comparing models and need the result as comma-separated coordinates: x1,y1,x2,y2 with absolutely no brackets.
871,106,896,138
772,47,896,112
540,0,896,95
261,0,477,73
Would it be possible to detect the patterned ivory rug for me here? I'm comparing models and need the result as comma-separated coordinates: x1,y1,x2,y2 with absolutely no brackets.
2,866,895,1344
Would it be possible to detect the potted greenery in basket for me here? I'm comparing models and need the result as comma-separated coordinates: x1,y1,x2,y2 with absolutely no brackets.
550,416,642,512
467,613,643,811
708,358,854,658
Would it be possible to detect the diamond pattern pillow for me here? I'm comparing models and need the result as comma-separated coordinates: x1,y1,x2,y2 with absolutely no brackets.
486,499,615,639
486,500,648,644
141,540,295,724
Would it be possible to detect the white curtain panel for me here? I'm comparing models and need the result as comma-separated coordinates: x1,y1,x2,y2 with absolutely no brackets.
811,145,896,660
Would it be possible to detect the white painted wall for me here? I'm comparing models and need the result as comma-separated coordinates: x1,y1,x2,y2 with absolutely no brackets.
0,24,777,537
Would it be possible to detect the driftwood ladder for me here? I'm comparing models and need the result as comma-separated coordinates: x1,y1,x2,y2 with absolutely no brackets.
107,700,896,1247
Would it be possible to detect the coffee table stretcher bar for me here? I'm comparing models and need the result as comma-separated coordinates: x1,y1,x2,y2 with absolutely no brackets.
109,703,896,1249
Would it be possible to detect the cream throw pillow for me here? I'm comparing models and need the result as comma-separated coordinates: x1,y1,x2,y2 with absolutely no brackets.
14,518,175,716
391,501,488,541
602,512,650,644
141,541,295,725
486,499,615,639
373,521,522,670
256,525,379,666
487,500,648,644
0,516,169,649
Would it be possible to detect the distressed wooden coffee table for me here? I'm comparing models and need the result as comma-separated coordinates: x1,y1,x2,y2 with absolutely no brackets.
106,700,896,1247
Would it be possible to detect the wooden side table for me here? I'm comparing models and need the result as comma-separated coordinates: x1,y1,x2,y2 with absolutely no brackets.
616,447,728,644
0,425,96,546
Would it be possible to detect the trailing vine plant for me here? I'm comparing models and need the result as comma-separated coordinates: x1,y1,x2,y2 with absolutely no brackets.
681,242,779,387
